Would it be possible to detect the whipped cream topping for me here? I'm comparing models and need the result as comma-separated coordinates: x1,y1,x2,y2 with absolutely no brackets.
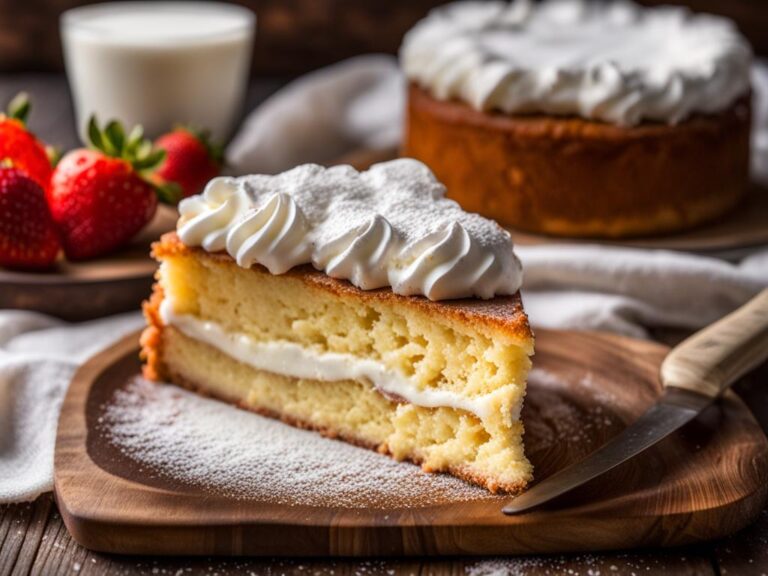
159,300,521,421
400,0,752,126
177,159,522,300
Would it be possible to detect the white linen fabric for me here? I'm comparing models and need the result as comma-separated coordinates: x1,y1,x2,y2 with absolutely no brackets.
228,55,403,175
0,312,143,502
2,57,767,503
520,246,768,338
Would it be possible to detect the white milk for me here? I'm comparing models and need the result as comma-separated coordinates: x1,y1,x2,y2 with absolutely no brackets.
61,2,255,141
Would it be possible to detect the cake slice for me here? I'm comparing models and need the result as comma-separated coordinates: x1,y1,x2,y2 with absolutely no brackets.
141,159,534,493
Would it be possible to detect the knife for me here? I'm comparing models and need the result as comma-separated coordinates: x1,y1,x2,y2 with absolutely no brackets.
503,288,768,515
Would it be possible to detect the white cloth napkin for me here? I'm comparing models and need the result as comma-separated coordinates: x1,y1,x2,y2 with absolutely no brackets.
520,245,768,338
0,312,143,502
228,55,403,175
2,57,767,504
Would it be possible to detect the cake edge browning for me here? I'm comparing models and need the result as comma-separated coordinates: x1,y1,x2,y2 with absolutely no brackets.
141,285,529,495
404,83,751,238
151,232,534,349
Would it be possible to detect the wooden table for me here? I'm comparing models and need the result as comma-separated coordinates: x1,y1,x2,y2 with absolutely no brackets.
1,75,767,575
1,482,767,576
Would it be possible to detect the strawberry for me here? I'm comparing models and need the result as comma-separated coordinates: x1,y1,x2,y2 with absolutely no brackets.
0,167,60,270
0,93,53,190
154,126,222,198
48,117,173,261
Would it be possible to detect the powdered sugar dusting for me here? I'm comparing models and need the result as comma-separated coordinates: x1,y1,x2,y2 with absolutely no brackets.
464,550,701,575
525,368,619,446
98,377,496,508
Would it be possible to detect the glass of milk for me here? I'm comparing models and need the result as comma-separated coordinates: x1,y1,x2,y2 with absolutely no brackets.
61,2,255,142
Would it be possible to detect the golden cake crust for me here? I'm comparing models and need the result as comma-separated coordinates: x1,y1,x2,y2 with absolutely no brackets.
152,232,533,347
403,84,751,238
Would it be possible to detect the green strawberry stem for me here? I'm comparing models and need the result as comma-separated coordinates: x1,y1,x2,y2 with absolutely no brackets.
6,92,30,124
87,116,181,204
154,180,182,204
87,116,166,170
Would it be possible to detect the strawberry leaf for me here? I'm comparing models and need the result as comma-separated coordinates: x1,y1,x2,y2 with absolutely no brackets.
7,92,30,124
138,140,153,160
105,120,126,156
125,125,144,156
133,148,166,172
208,140,225,167
86,115,171,217
154,180,183,205
87,116,106,153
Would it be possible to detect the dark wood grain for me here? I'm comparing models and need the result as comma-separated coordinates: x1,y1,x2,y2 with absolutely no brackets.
51,329,768,557
0,1,438,75
0,497,726,576
0,1,766,75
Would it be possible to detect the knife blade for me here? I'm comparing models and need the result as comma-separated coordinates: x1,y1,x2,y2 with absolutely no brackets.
503,288,768,515
502,387,711,514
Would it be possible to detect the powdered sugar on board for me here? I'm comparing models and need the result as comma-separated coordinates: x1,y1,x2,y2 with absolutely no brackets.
97,377,496,509
525,368,620,446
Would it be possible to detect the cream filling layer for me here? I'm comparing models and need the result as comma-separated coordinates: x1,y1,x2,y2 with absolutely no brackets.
159,299,521,421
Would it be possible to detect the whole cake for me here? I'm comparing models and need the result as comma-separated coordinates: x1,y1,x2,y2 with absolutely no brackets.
142,159,535,493
401,0,752,238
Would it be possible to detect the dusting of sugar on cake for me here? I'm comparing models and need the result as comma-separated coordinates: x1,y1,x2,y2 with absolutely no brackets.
98,377,498,508
176,159,523,301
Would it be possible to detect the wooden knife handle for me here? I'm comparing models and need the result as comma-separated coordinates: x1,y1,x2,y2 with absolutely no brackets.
660,288,768,397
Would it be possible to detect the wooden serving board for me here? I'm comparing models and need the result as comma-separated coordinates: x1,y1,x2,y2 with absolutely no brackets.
0,204,177,321
54,328,768,556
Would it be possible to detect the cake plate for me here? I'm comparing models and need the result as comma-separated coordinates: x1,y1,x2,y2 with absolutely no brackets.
509,183,768,257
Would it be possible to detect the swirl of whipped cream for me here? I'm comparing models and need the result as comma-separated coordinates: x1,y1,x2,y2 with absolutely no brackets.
225,192,312,274
389,222,510,301
175,159,523,301
400,0,752,126
177,178,251,252
313,215,396,290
